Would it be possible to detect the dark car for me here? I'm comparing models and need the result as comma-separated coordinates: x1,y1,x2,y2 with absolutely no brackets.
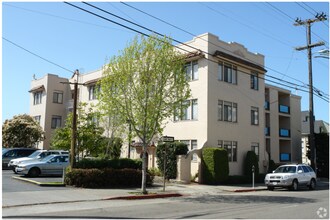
2,148,37,169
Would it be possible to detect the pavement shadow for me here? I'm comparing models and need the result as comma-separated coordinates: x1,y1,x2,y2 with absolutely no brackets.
181,194,317,204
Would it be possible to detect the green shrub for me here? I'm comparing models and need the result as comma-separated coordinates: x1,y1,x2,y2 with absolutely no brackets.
156,142,188,180
65,168,153,188
244,151,259,180
75,158,142,170
148,167,162,177
268,159,278,173
201,147,229,185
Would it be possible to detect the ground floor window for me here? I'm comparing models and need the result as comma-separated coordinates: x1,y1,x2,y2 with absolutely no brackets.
179,140,198,162
218,140,237,162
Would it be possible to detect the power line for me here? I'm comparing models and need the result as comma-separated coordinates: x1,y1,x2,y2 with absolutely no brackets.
64,2,328,103
3,37,74,74
120,1,328,97
297,2,329,28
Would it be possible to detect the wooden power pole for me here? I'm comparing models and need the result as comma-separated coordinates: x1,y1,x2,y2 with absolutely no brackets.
294,13,327,171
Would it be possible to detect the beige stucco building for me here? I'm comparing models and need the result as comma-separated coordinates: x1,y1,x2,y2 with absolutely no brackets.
29,33,302,177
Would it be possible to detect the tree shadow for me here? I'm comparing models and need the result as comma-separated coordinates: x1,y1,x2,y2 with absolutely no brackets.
181,194,317,204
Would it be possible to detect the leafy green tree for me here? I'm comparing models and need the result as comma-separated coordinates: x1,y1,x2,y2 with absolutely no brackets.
2,114,44,148
244,151,259,179
315,133,329,178
50,103,106,157
98,34,191,194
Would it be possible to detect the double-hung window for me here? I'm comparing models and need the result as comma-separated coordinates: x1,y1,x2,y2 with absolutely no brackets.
53,91,63,104
88,85,100,100
218,62,237,84
218,140,237,162
251,72,259,90
175,99,198,121
251,107,259,125
218,100,237,122
51,115,62,129
251,142,259,160
33,91,42,105
185,61,198,81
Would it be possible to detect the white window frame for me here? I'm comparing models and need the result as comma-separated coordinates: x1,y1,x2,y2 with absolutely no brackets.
218,62,237,85
33,91,42,105
218,100,237,123
251,106,259,125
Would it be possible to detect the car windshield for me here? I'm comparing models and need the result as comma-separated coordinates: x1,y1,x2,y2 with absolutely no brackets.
2,148,9,155
274,166,296,173
27,150,42,158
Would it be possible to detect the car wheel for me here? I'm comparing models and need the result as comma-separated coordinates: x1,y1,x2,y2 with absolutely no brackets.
267,186,274,191
28,167,40,177
309,179,316,190
290,179,298,191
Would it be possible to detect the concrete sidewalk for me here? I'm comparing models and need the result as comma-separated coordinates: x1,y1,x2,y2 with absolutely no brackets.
3,176,267,208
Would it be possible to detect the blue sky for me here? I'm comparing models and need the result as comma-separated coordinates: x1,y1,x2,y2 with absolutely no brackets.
2,1,329,123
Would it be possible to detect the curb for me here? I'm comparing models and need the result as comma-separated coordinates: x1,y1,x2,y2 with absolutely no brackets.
223,188,267,193
105,193,183,200
12,176,66,187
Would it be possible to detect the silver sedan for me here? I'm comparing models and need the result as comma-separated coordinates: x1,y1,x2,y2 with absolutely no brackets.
15,155,69,177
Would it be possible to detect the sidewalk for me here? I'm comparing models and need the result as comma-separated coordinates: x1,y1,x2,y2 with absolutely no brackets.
3,176,267,208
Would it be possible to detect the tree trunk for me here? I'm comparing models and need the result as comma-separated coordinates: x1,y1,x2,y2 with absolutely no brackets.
141,142,148,194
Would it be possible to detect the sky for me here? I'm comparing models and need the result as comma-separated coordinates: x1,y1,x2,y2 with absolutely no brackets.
2,1,329,123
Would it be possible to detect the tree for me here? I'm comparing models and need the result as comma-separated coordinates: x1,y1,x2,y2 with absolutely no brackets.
2,114,44,148
50,103,106,158
315,133,329,178
98,34,191,194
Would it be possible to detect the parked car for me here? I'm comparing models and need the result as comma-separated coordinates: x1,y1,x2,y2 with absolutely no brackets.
2,148,37,169
15,155,69,177
8,150,69,172
264,164,316,191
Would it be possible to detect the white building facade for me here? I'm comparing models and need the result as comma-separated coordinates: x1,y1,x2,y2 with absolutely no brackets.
29,33,302,176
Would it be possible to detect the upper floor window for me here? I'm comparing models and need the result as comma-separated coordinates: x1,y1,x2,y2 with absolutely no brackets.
250,72,259,90
53,92,63,104
88,85,100,100
51,115,62,129
218,100,237,122
33,91,42,105
185,61,198,81
174,99,198,121
218,62,237,85
251,106,259,125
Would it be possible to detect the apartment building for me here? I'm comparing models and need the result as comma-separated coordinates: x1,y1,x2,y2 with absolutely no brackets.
29,33,302,176
265,85,302,165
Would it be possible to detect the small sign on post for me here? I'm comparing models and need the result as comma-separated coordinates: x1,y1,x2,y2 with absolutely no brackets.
161,136,174,192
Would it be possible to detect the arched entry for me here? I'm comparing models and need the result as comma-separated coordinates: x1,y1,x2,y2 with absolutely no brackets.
176,145,205,184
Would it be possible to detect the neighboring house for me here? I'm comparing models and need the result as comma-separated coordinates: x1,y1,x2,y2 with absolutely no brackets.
29,33,302,176
301,111,329,164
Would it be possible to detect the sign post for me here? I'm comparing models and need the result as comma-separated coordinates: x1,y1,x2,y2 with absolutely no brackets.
252,165,255,189
161,136,174,192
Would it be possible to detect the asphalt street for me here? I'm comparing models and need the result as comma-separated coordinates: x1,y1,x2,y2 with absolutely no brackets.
2,170,329,219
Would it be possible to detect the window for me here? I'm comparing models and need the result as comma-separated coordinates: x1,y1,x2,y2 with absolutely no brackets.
51,116,62,129
251,107,259,125
33,91,42,105
34,116,41,124
180,140,198,161
53,92,63,104
220,140,237,162
218,100,237,122
175,99,198,121
251,72,259,90
88,85,100,100
192,99,198,120
185,61,198,81
251,143,259,160
218,62,237,84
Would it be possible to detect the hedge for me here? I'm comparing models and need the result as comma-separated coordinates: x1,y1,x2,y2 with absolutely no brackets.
201,147,229,184
243,151,259,180
75,158,142,170
65,168,153,188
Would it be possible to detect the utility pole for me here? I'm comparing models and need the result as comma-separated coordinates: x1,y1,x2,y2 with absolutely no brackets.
61,69,84,168
294,13,327,171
